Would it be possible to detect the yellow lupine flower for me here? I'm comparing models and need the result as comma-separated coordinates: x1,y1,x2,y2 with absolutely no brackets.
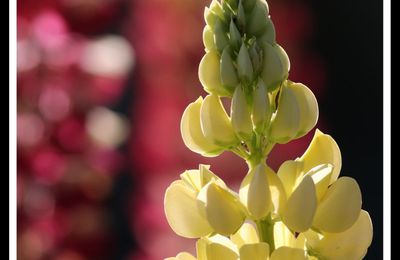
239,242,270,260
197,181,246,236
239,163,272,219
197,234,238,260
281,175,317,232
230,222,260,248
180,97,223,157
273,221,306,250
312,176,362,233
270,246,308,260
164,165,225,238
165,252,197,260
305,210,373,260
299,129,342,184
200,94,239,147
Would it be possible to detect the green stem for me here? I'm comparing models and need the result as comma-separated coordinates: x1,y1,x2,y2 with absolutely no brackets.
256,215,275,253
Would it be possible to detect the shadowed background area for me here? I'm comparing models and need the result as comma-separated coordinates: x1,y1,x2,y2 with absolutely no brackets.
16,0,382,259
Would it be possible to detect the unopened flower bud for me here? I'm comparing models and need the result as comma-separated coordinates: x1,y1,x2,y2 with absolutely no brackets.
220,46,239,90
204,7,218,29
231,86,253,140
258,18,276,44
252,79,271,134
203,26,216,51
241,0,256,12
249,41,262,73
181,97,223,157
229,20,242,50
237,0,246,29
260,42,289,91
246,0,269,36
199,50,230,96
214,18,230,52
237,43,254,83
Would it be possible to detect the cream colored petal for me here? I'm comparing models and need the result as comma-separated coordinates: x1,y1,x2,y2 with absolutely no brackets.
269,83,300,144
180,97,223,156
180,165,226,192
231,222,260,248
277,160,304,197
299,129,342,184
165,252,197,260
313,177,362,233
282,175,317,232
239,242,270,260
304,164,333,201
200,94,238,147
288,82,318,139
203,26,215,51
197,182,245,236
274,221,306,250
239,164,272,219
199,51,229,96
306,210,373,260
266,166,287,216
164,181,212,238
270,247,307,260
231,86,253,140
197,235,238,260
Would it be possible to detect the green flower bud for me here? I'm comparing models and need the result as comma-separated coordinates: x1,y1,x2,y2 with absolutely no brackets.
222,0,238,10
220,46,239,91
237,0,246,29
246,0,269,36
229,20,242,51
231,86,253,140
258,18,276,44
199,50,230,96
203,26,216,51
252,79,271,134
249,41,262,73
241,0,256,12
237,43,254,83
260,42,288,91
214,18,230,52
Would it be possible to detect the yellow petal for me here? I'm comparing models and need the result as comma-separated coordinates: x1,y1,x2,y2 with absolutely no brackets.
277,160,304,197
231,86,253,140
180,97,223,157
269,82,300,144
230,222,260,248
288,82,318,138
197,235,238,260
304,164,333,201
270,247,307,260
282,175,317,232
265,166,287,216
197,182,245,236
313,177,362,233
165,252,197,260
164,181,212,238
299,129,342,184
200,94,238,147
252,79,271,134
180,165,225,192
306,210,373,260
239,242,270,260
274,221,306,249
239,163,272,219
199,51,229,96
203,26,216,51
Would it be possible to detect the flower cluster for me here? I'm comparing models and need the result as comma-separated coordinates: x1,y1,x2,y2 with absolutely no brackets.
164,0,373,259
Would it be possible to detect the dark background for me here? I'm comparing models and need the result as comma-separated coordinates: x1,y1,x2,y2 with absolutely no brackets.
309,0,383,259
